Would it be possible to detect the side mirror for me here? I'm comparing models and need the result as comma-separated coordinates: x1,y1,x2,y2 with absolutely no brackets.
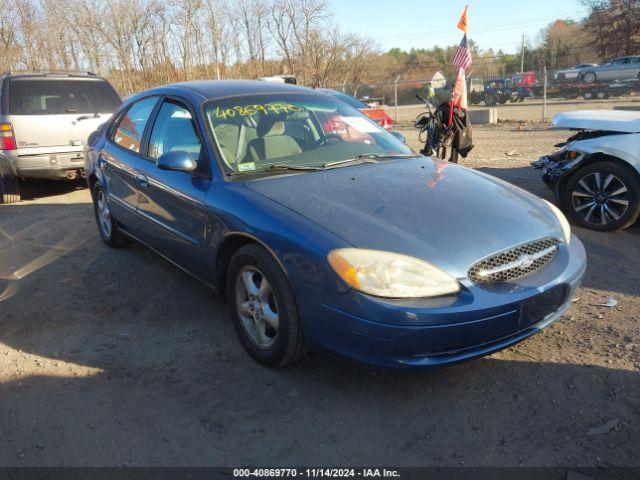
390,130,406,144
156,150,197,172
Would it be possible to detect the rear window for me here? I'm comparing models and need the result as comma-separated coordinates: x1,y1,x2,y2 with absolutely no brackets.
7,78,121,115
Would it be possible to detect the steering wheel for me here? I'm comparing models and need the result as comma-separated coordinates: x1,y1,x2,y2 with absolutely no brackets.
320,133,343,146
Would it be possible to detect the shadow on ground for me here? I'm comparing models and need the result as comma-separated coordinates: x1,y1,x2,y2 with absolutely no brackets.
17,179,87,202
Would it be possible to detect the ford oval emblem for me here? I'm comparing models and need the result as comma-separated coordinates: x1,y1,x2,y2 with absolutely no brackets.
517,254,535,269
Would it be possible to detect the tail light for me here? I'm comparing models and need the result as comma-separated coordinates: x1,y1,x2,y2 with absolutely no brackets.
0,123,17,150
379,114,393,130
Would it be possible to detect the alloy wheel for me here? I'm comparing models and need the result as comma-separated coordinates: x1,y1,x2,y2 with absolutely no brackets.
235,266,279,349
97,190,112,238
571,171,630,226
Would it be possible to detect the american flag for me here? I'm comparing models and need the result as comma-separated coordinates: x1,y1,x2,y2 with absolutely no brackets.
453,34,472,70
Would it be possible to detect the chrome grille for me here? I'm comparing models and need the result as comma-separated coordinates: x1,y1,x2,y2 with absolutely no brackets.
468,238,560,284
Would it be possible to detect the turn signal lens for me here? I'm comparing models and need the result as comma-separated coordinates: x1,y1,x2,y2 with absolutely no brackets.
328,248,460,298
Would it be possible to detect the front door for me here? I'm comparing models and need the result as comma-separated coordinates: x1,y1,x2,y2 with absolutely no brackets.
135,99,211,276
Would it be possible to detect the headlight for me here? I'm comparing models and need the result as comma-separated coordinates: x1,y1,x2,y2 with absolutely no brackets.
543,199,571,244
328,248,460,298
564,150,581,160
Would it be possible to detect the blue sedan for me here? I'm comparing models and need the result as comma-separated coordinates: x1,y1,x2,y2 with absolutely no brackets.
85,80,586,369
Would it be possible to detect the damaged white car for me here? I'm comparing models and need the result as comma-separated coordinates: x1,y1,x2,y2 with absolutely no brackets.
533,110,640,231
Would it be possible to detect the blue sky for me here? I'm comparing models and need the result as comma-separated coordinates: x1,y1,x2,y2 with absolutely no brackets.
328,0,588,54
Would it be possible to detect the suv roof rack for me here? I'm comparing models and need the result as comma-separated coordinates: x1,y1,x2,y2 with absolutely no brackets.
1,70,98,78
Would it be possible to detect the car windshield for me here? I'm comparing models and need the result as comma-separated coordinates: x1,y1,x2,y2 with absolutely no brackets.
204,92,412,175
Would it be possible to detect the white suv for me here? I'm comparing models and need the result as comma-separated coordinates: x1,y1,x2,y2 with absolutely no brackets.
0,71,121,203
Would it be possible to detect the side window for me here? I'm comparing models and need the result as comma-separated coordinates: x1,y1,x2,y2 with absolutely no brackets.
148,101,202,161
112,96,158,153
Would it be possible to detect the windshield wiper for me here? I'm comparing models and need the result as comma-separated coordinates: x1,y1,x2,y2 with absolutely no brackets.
265,163,323,171
323,153,416,168
228,163,323,176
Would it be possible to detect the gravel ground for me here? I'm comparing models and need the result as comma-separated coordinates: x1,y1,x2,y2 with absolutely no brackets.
0,124,638,468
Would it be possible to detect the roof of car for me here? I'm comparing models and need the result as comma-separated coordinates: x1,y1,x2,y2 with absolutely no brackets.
0,71,102,80
131,80,315,104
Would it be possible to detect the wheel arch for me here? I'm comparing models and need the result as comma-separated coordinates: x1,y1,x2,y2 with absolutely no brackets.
215,232,287,301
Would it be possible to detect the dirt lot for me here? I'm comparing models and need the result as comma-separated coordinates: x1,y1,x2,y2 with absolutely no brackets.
0,124,639,468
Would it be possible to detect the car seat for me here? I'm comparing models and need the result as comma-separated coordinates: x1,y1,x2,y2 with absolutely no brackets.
247,119,302,163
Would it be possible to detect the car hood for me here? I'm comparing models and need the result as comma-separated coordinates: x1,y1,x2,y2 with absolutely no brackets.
553,110,640,133
244,157,563,278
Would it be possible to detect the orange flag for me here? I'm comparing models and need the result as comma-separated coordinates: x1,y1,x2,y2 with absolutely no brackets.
457,5,468,33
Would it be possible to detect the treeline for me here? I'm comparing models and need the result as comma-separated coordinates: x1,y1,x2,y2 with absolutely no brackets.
0,0,376,95
0,0,638,97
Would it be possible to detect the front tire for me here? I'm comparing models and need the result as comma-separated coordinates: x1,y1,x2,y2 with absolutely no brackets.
92,182,130,247
583,72,597,83
0,155,20,204
562,161,640,231
227,244,307,367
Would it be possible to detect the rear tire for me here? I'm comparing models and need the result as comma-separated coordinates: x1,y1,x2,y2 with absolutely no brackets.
562,161,640,231
226,243,308,367
92,182,130,247
0,155,20,204
583,72,597,83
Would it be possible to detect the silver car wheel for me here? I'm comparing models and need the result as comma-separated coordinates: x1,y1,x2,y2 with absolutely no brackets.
96,190,112,238
571,172,630,226
235,266,279,349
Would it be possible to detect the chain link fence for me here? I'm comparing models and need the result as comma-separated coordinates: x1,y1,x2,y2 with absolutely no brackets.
329,67,640,125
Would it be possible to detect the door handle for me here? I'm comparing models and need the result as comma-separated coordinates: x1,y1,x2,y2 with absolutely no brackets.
136,173,149,189
98,154,107,170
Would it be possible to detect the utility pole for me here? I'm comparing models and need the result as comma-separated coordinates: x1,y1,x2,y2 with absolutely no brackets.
520,34,525,73
393,76,400,122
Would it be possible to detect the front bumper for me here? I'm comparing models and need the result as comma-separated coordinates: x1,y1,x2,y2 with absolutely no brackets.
4,151,85,179
532,152,585,197
293,236,586,369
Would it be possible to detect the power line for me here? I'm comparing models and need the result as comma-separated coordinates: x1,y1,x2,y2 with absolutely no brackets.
375,11,585,41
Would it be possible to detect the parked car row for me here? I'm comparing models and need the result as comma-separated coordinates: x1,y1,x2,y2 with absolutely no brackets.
12,71,640,371
549,79,640,101
468,77,535,106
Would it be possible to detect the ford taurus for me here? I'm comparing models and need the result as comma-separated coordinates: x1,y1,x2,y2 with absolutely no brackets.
85,80,586,369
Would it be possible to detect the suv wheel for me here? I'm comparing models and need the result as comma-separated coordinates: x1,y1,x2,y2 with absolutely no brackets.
92,182,130,247
227,244,308,367
562,161,640,231
0,155,20,204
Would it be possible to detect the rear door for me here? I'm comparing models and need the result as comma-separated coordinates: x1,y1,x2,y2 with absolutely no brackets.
6,77,121,156
135,98,211,275
100,96,160,233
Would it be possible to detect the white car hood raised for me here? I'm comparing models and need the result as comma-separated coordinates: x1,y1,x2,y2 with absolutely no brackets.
553,110,640,133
